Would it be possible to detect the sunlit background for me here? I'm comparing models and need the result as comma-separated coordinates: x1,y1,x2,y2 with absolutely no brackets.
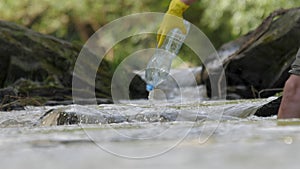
1,0,299,69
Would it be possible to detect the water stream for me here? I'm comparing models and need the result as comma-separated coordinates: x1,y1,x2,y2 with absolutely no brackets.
0,86,300,169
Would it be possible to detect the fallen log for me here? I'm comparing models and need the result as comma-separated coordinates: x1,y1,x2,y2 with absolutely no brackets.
202,7,300,99
0,20,112,109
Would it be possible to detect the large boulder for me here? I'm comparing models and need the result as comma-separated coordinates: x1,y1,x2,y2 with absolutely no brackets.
0,20,112,108
201,7,300,99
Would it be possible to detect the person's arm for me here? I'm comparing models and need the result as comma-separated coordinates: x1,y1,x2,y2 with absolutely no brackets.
278,75,300,118
157,0,197,47
278,48,300,119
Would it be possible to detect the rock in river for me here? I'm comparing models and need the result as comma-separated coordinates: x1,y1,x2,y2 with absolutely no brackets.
201,7,300,99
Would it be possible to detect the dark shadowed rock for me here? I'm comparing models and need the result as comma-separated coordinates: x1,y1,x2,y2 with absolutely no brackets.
129,74,149,100
0,20,112,109
202,7,300,99
254,96,282,117
0,20,77,87
0,87,24,111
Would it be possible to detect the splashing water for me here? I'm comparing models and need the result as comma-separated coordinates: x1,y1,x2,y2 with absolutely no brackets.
0,86,299,168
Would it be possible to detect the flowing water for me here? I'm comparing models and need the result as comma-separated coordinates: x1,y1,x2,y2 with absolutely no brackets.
1,86,300,169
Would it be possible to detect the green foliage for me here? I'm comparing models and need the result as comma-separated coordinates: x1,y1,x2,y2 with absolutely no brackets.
0,0,166,42
1,0,299,69
195,0,300,47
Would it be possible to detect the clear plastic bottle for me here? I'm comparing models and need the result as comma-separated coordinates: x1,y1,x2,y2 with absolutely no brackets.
145,20,190,91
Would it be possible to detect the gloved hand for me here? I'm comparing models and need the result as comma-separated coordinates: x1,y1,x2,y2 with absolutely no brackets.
157,0,189,47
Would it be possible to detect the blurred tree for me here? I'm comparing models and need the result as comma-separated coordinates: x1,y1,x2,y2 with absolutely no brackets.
0,0,299,67
186,0,300,47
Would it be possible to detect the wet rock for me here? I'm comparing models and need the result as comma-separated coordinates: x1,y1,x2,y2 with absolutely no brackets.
38,106,181,126
202,8,300,99
38,109,83,126
160,112,179,122
129,75,148,100
254,96,281,117
38,109,79,126
38,107,111,126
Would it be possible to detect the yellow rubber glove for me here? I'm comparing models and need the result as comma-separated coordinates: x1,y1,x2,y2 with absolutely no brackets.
157,0,189,47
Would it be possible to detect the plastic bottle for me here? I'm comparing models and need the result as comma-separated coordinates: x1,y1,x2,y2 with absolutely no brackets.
145,20,190,92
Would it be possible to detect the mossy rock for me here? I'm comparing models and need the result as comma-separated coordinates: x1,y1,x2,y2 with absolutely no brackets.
0,20,112,107
202,8,300,99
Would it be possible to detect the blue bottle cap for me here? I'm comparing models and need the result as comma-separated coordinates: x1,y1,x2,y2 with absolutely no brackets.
146,84,154,92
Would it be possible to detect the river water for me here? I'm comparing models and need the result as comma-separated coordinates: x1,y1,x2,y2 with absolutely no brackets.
0,86,300,169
